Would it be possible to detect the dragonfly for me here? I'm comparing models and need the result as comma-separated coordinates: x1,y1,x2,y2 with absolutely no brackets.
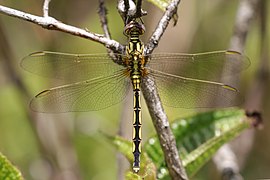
21,20,250,173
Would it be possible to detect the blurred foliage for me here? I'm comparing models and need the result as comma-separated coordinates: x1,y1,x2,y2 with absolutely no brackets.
0,152,23,180
0,0,269,180
111,108,250,179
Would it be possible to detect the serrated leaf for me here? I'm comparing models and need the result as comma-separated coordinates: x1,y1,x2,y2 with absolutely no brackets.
183,120,248,176
145,108,250,179
0,152,23,180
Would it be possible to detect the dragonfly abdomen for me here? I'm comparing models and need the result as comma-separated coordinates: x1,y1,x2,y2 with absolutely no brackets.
132,78,142,173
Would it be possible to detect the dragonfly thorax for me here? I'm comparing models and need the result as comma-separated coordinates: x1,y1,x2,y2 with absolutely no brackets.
125,22,145,56
124,21,147,86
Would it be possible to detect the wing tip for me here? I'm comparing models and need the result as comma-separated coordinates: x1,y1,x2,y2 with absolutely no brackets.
226,50,251,68
21,51,46,68
35,89,51,98
222,84,238,92
226,50,242,55
29,51,47,57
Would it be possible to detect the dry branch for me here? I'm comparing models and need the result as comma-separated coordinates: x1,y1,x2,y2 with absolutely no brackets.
0,5,124,53
142,1,188,179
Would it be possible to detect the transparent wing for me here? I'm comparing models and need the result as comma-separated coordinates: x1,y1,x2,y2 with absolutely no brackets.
147,69,241,108
147,50,250,82
30,70,130,112
21,51,126,83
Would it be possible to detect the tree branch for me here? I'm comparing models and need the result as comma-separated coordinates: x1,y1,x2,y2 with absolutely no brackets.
0,5,124,53
142,76,188,180
98,0,111,39
142,0,188,179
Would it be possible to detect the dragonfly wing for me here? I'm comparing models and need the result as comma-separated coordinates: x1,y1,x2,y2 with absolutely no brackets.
21,51,126,83
147,51,250,82
147,69,242,108
30,70,130,112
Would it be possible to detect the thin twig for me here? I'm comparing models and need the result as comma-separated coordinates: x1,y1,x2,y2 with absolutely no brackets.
43,0,51,17
124,0,130,22
0,5,124,53
136,0,142,18
145,0,181,55
142,1,187,179
98,0,111,39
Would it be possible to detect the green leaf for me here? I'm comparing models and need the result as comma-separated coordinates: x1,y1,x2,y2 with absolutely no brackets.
145,108,250,179
105,135,156,179
125,172,142,180
146,0,171,11
0,152,23,180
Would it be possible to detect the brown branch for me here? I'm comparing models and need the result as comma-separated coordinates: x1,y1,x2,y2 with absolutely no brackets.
98,0,111,39
142,76,188,180
142,0,188,179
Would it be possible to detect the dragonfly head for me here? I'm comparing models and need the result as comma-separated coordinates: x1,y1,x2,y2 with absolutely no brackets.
124,20,145,36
